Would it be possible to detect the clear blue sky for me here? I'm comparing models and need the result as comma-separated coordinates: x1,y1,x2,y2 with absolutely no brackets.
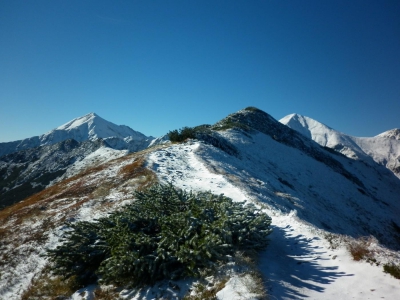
1,0,399,142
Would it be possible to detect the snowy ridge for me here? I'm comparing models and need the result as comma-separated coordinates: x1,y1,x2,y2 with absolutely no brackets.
377,128,400,140
146,122,400,299
280,113,400,178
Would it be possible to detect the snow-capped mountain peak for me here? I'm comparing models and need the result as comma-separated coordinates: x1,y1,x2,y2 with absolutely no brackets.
0,113,154,157
279,113,343,145
55,112,98,131
377,128,400,140
43,112,148,143
280,113,400,178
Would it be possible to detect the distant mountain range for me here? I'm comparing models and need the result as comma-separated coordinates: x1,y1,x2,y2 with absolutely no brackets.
280,114,400,178
0,112,154,157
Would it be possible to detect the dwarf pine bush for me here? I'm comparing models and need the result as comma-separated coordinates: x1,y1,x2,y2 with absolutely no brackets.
47,184,271,287
168,127,196,142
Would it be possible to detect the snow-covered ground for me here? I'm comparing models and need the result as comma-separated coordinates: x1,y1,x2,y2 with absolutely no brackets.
56,146,129,181
147,138,400,300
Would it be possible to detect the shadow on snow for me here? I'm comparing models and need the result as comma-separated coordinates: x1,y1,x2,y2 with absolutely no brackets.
259,225,353,299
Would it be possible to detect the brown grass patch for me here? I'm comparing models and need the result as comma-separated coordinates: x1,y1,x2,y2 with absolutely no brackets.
1,179,94,226
0,162,111,224
0,150,158,225
57,179,97,199
22,271,123,300
119,157,147,178
92,182,114,199
234,250,268,299
21,266,79,300
93,286,123,299
119,157,157,189
347,236,375,261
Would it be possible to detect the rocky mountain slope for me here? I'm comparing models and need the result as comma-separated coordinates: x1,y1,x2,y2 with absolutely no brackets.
1,107,399,299
0,139,129,209
280,113,400,178
0,113,154,209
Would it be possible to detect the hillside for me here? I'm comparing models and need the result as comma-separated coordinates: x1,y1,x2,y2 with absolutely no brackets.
0,113,154,209
0,107,399,299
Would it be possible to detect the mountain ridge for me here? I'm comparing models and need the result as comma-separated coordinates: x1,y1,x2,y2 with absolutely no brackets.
0,112,154,157
280,113,400,178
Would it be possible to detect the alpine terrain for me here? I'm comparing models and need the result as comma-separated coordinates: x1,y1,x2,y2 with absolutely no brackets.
0,113,154,209
0,107,399,300
280,113,400,178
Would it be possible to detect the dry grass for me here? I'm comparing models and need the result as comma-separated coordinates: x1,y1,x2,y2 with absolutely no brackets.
0,216,57,281
346,236,375,261
183,250,268,299
118,157,157,190
245,272,268,299
0,162,112,225
92,182,114,199
21,266,79,300
119,157,147,178
0,152,156,226
93,286,123,299
234,250,268,299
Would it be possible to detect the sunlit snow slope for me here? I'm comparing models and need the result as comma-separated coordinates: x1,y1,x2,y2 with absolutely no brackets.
280,113,400,178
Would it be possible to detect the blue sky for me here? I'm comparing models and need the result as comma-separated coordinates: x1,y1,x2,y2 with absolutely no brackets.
1,0,399,142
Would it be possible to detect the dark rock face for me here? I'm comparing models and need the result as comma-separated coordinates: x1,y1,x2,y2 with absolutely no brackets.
0,136,41,157
0,139,105,209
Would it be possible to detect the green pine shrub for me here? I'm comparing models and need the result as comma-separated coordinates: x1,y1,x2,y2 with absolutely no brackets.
168,127,197,142
47,184,271,287
167,125,239,156
383,263,400,279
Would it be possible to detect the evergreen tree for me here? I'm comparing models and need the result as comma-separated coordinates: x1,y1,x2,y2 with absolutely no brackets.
47,184,271,287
